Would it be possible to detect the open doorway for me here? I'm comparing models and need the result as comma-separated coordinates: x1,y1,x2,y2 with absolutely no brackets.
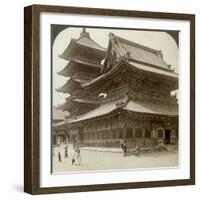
164,130,171,144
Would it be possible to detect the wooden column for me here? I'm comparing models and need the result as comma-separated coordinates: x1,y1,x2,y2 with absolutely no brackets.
116,115,119,140
123,112,126,142
133,127,136,147
170,129,176,144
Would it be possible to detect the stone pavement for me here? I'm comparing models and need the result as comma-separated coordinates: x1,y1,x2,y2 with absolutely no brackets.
80,146,123,153
52,144,178,173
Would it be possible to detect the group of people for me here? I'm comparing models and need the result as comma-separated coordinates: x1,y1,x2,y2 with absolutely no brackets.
121,141,141,157
58,141,140,165
57,145,81,166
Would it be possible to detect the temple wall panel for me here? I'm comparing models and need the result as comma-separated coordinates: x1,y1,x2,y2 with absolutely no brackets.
76,111,178,148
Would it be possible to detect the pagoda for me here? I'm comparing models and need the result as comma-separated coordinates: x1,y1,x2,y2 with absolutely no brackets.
56,28,106,116
55,31,178,150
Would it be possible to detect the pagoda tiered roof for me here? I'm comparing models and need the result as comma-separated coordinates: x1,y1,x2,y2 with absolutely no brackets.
56,96,99,112
56,70,101,94
56,29,107,102
56,78,81,94
57,61,102,77
59,29,106,61
75,31,106,52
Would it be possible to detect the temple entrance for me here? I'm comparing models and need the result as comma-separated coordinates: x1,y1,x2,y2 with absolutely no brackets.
164,130,171,144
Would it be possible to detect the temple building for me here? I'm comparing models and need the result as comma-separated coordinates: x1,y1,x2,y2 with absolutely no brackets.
52,107,69,145
56,28,106,116
54,29,178,150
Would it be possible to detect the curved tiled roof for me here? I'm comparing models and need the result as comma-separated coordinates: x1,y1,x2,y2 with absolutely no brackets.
57,61,102,78
81,33,178,88
66,98,178,123
128,61,178,78
124,101,178,116
110,33,171,70
66,97,127,123
56,78,81,94
81,59,178,88
75,35,106,52
59,30,106,60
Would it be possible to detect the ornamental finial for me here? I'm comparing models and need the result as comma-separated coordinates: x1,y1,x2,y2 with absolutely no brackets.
80,28,90,38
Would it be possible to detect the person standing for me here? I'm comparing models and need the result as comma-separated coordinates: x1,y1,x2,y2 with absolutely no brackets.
72,149,77,165
121,142,127,153
135,145,140,157
58,151,62,162
64,145,68,158
77,148,81,166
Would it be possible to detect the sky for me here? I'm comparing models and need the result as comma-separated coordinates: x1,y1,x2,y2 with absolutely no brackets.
52,27,179,106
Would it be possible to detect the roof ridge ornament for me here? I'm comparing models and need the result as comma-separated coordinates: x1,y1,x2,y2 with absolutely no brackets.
116,96,129,108
125,51,131,59
116,101,127,108
80,28,90,38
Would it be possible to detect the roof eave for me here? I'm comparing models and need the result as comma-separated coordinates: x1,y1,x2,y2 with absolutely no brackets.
81,59,125,88
126,61,179,80
60,39,106,60
81,59,178,89
59,39,75,60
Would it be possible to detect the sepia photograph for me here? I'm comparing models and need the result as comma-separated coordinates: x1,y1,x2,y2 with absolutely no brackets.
51,26,179,173
24,5,195,194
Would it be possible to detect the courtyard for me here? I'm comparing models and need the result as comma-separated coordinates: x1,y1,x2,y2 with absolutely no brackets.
52,144,178,173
